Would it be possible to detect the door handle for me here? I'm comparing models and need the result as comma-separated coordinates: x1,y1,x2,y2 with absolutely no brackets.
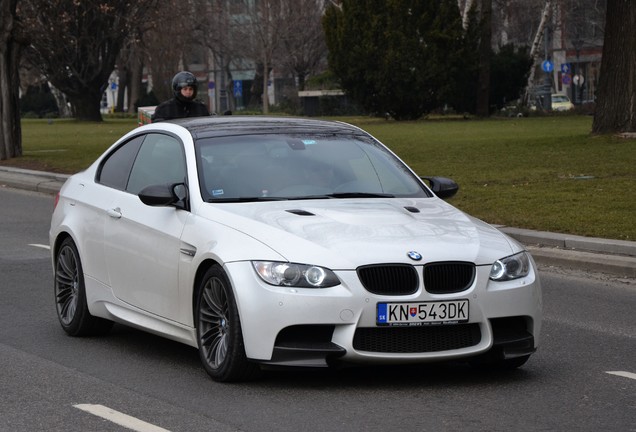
107,207,122,219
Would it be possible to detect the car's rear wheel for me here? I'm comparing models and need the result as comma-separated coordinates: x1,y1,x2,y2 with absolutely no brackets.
196,265,260,382
54,237,113,336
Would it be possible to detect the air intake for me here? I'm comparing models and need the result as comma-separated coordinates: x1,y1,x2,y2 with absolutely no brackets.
357,264,419,295
423,262,475,294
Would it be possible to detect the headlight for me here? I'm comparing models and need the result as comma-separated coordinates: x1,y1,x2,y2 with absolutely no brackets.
252,261,340,288
489,252,530,281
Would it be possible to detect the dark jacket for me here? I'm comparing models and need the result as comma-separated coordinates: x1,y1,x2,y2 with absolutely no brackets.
151,97,210,122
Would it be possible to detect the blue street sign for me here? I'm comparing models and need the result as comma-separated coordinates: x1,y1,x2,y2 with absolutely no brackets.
562,74,572,85
560,63,572,74
233,80,243,98
542,60,554,73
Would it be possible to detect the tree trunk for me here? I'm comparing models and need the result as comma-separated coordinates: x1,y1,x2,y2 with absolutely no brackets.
116,67,128,112
0,0,22,161
128,57,143,114
592,0,636,134
297,72,306,91
476,0,491,117
461,0,476,30
262,57,270,114
522,0,552,106
69,92,104,122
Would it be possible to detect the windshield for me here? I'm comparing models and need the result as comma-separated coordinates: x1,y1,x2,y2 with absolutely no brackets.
195,133,430,202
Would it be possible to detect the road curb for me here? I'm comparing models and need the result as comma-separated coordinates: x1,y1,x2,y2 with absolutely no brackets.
525,246,636,279
499,226,636,257
498,226,636,279
0,166,68,195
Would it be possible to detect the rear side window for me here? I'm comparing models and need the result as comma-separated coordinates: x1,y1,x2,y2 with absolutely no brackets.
97,135,144,190
97,133,186,194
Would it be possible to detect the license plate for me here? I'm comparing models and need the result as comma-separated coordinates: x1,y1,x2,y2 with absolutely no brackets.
377,300,469,326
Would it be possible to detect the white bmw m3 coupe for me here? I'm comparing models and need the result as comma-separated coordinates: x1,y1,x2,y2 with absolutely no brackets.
50,116,542,382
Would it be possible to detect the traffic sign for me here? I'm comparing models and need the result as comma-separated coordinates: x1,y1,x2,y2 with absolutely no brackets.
562,74,572,85
542,60,554,73
573,74,585,86
560,63,572,74
233,80,243,97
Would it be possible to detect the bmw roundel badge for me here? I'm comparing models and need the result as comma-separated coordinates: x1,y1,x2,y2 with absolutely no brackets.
407,251,422,261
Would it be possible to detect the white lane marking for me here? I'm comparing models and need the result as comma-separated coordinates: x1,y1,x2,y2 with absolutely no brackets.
74,404,171,432
606,371,636,380
28,244,51,250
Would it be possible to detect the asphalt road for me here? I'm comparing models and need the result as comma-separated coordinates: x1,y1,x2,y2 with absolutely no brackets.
1,187,634,432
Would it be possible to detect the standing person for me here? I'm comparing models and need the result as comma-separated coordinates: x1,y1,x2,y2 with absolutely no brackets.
151,71,210,122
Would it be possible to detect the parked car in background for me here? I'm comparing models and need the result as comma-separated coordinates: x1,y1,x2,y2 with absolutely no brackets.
551,94,574,111
50,116,542,382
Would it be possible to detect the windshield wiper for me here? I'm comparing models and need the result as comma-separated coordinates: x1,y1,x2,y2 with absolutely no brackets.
286,195,334,200
286,192,395,200
207,193,394,202
326,192,395,198
206,196,289,203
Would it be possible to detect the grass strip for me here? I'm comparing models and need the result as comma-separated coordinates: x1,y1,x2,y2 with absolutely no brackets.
3,115,634,240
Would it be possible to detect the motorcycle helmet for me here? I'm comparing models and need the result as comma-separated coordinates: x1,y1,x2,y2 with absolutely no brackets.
172,71,198,101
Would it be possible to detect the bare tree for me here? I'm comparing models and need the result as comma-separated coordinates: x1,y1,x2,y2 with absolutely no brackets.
492,0,548,48
521,0,553,105
277,0,328,91
191,0,242,113
476,0,492,116
143,0,196,104
461,0,478,29
233,0,287,114
115,31,145,114
592,0,636,134
19,0,156,121
0,0,22,160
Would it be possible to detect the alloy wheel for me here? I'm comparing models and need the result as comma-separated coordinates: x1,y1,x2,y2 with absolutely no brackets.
55,244,80,326
199,276,230,369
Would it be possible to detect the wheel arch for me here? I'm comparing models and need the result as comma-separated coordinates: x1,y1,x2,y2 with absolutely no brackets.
192,258,222,323
52,231,74,264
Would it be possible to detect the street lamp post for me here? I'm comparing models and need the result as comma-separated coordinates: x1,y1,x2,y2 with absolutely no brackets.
537,24,553,111
572,38,584,105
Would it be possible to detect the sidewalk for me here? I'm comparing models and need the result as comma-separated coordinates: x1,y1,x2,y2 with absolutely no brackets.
1,165,635,279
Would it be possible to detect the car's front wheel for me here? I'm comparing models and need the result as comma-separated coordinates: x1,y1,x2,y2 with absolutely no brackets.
196,265,260,382
54,237,113,336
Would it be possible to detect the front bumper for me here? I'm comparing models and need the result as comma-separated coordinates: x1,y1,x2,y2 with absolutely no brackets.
225,261,542,367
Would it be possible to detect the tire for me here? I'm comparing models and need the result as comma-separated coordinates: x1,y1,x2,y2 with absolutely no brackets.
54,237,113,336
195,265,260,382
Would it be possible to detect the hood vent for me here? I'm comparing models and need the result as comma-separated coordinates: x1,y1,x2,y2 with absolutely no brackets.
404,206,420,213
286,209,315,216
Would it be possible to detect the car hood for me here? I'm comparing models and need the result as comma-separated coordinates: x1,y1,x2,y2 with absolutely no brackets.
196,198,519,269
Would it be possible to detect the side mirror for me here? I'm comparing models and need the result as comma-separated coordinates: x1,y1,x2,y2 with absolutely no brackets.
139,183,188,209
421,176,459,199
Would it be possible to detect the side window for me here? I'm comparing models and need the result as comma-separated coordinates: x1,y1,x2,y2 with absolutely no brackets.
126,134,186,195
97,135,144,190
